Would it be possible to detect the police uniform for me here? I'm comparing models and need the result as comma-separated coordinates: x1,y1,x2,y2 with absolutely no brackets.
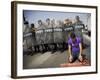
36,23,46,53
54,22,64,51
30,23,40,53
23,21,33,55
50,21,57,52
73,20,84,40
73,16,84,39
45,24,54,51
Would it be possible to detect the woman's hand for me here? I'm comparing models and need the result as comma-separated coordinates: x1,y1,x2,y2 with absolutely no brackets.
78,55,83,62
69,55,73,63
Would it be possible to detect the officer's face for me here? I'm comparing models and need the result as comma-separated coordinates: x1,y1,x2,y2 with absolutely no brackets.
46,19,50,24
38,21,42,25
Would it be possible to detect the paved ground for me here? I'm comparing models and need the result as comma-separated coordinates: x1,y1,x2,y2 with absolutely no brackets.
23,45,90,69
23,34,91,69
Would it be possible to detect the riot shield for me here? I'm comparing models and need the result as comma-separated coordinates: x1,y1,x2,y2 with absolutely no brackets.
35,29,45,52
53,27,63,51
44,28,54,51
63,25,74,49
73,24,84,39
73,24,85,49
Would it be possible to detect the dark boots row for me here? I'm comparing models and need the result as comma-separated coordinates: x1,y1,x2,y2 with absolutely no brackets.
24,42,68,56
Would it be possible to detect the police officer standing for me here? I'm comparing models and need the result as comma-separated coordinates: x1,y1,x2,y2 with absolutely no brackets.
30,23,40,54
51,19,57,52
63,19,73,51
73,16,84,40
23,21,33,55
55,20,64,52
45,18,54,53
37,20,46,53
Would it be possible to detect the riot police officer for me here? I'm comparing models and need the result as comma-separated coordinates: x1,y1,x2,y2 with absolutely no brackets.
45,18,54,53
73,16,85,49
73,16,83,25
54,20,64,52
23,21,33,55
36,20,46,53
51,19,57,52
30,23,40,54
63,19,73,51
73,16,84,40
